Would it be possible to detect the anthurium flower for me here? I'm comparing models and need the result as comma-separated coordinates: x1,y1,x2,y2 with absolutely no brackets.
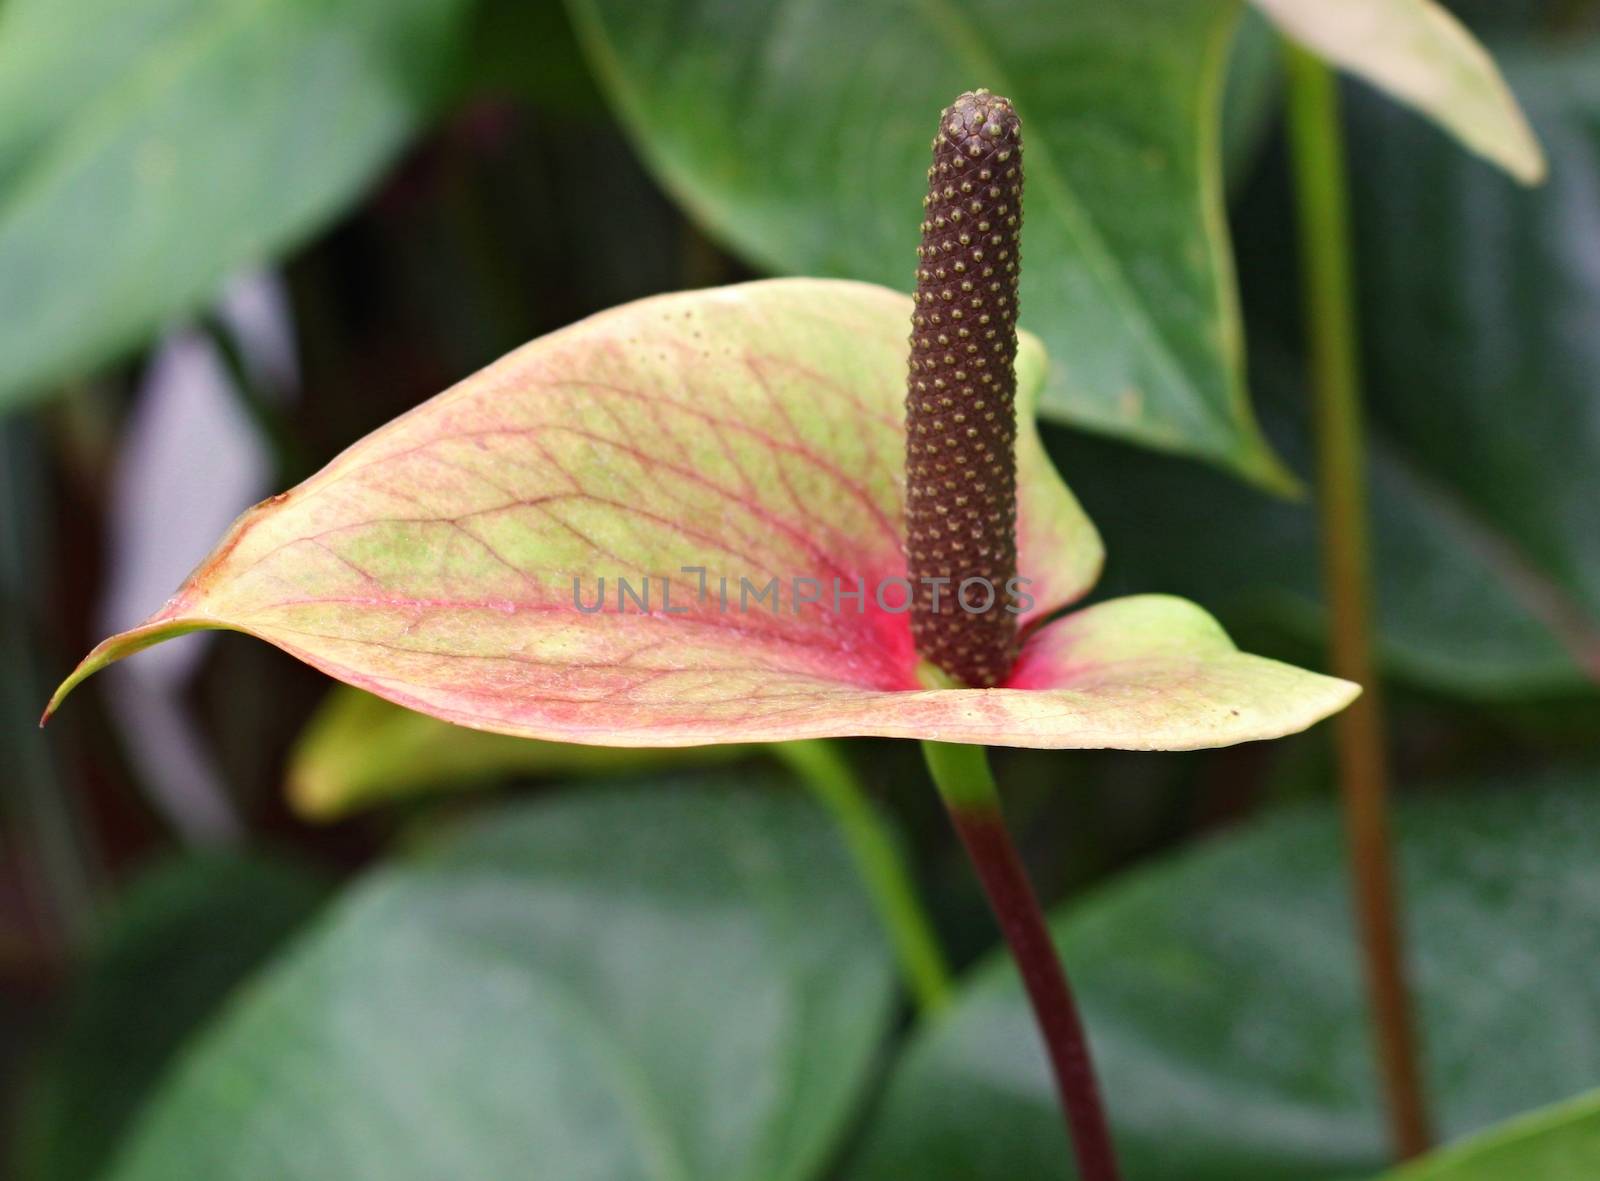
46,275,1350,745
45,279,1355,747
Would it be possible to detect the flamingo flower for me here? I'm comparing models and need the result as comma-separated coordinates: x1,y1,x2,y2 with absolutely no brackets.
45,278,1354,748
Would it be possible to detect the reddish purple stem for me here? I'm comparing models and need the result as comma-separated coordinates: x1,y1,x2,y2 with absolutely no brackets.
948,805,1123,1181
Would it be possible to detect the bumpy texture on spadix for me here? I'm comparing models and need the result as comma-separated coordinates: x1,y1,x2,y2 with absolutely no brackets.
907,90,1023,688
45,280,1357,749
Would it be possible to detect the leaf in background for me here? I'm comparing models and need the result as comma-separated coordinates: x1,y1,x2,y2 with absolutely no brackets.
288,685,754,820
102,783,895,1181
1349,43,1600,686
1252,0,1545,183
1051,352,1594,700
850,774,1600,1181
1375,1089,1600,1180
567,0,1293,488
18,854,326,1181
1221,7,1284,192
1050,36,1600,703
0,0,471,411
46,280,1355,751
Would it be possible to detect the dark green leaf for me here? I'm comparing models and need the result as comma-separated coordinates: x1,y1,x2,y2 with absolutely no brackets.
1054,34,1600,702
19,854,327,1181
0,0,471,409
103,783,896,1181
851,773,1600,1180
566,0,1293,488
1053,355,1591,699
1349,44,1600,689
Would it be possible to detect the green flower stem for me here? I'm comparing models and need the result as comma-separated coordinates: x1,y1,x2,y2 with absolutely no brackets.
775,740,952,1014
1284,44,1432,1160
921,739,1123,1181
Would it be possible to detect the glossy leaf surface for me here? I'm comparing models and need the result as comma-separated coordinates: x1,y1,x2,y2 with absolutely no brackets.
852,775,1600,1180
103,783,895,1181
48,280,1355,750
0,0,469,409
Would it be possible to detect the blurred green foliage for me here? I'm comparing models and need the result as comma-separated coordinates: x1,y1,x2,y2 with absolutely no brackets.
0,0,473,411
854,774,1600,1180
18,855,326,1181
98,785,894,1181
4,2,1599,1180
